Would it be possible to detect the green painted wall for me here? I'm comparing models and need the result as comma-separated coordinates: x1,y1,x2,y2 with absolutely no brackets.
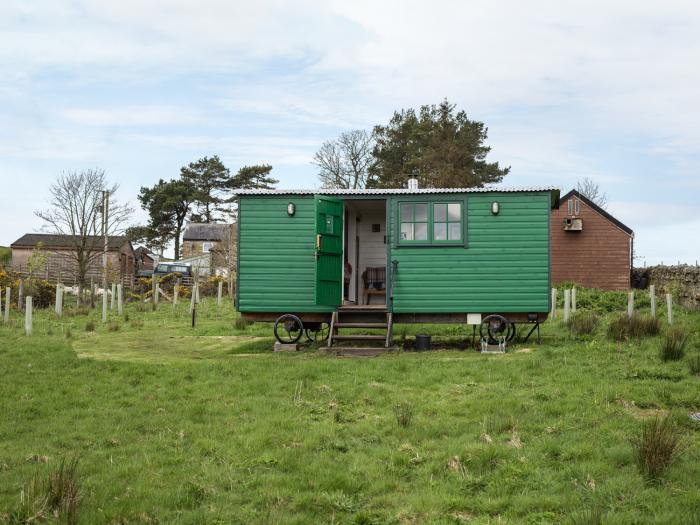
238,196,334,313
238,191,551,314
388,192,551,313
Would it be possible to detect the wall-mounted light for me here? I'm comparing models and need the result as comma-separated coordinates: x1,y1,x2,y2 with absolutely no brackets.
287,202,296,216
491,201,500,215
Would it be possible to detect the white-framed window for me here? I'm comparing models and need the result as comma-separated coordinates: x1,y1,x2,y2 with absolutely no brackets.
567,198,581,215
202,242,213,253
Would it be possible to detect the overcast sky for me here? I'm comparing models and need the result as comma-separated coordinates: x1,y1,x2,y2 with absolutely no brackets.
1,0,699,265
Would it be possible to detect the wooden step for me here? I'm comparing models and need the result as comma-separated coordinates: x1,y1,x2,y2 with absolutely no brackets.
321,346,395,357
333,334,386,341
335,322,388,328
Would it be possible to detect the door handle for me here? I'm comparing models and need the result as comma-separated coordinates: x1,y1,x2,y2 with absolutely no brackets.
316,234,322,250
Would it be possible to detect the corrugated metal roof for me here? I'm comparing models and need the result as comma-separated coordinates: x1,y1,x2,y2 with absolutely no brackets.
234,186,559,196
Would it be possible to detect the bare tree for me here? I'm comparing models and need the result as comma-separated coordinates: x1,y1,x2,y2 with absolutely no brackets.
214,223,238,299
313,129,374,189
576,177,608,208
35,169,133,291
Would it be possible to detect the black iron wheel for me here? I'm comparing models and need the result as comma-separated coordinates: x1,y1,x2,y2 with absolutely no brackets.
479,314,511,345
274,314,304,344
507,322,517,342
305,323,330,343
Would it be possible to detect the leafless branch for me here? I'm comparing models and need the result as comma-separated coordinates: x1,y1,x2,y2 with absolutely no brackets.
34,169,134,285
576,177,608,209
313,129,374,189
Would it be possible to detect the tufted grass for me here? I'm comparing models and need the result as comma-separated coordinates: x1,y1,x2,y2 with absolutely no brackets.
0,297,699,523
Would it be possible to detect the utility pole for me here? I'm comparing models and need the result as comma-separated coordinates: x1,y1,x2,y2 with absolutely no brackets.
102,190,109,323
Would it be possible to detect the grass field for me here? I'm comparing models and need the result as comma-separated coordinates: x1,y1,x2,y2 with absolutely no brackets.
1,295,699,524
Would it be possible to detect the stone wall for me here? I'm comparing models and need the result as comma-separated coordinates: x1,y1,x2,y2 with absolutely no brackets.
633,265,700,310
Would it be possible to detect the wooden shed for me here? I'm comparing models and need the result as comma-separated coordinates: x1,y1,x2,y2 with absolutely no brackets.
11,233,135,286
551,190,633,291
235,186,559,351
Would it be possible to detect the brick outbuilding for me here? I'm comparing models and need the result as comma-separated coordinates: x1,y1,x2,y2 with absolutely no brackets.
551,190,634,291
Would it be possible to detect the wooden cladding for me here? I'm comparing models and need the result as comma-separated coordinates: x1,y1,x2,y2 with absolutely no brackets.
551,194,632,291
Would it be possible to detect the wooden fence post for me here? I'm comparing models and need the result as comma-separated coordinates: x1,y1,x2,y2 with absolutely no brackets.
627,291,634,318
18,279,24,311
571,287,577,313
154,281,160,305
217,281,223,306
117,284,123,315
189,284,196,314
551,288,557,318
564,289,571,322
195,280,200,304
25,296,32,336
649,285,656,318
4,287,10,324
666,294,673,325
111,283,116,310
173,283,179,309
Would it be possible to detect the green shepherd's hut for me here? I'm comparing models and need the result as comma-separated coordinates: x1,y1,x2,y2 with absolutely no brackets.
235,183,560,353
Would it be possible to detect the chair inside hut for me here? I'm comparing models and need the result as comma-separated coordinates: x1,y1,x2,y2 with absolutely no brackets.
342,200,387,306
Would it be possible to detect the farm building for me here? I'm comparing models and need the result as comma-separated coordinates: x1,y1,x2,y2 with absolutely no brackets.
10,233,136,286
235,185,559,352
551,189,634,291
134,246,156,274
182,222,236,276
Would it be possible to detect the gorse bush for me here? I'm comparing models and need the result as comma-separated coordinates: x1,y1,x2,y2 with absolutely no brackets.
631,416,686,481
659,327,689,362
25,279,56,308
567,311,600,336
85,320,96,332
108,320,120,332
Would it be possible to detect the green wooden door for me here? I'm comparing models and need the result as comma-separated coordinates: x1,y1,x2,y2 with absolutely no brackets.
315,195,343,306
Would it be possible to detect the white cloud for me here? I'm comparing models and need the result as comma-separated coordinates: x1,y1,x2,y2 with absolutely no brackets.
60,106,203,126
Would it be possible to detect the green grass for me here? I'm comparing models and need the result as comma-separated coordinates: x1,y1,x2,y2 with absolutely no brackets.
1,297,699,523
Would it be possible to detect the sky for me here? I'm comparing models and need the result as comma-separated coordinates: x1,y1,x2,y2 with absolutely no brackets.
1,0,699,265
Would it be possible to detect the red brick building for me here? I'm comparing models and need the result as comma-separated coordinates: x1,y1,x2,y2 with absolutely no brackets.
551,190,634,291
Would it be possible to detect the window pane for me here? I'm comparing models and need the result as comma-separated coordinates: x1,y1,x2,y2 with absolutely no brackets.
448,203,461,221
325,214,334,234
448,222,461,240
415,222,428,240
415,203,428,222
400,223,413,241
400,203,413,222
434,203,447,222
434,222,447,240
